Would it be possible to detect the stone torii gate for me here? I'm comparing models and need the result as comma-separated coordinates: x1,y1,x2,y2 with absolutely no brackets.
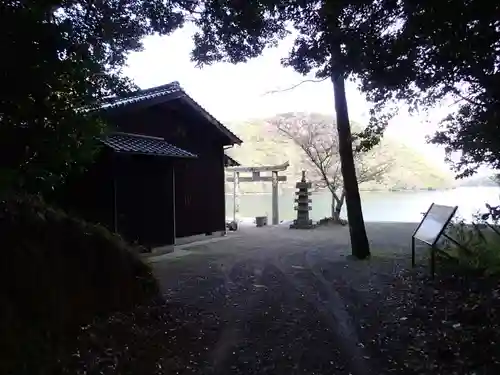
226,162,289,225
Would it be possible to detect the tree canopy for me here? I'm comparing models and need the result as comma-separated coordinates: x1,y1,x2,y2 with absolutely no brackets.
0,0,193,193
190,0,404,258
344,0,500,177
192,0,500,178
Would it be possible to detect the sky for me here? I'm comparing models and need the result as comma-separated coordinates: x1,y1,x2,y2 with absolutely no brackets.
123,25,478,176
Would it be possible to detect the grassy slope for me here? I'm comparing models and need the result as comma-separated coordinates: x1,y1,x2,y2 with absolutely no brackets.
225,114,453,193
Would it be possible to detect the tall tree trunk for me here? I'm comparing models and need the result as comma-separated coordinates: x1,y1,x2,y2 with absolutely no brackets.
331,190,344,222
331,192,340,221
330,45,370,259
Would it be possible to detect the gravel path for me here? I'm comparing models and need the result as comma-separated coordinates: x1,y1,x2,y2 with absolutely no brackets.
64,222,500,374
150,223,424,375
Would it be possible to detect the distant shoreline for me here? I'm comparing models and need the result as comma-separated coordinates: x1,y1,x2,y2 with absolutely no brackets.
360,186,499,192
225,185,500,196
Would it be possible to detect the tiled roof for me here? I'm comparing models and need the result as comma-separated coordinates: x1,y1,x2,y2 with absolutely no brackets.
99,81,242,145
101,133,197,158
100,82,182,110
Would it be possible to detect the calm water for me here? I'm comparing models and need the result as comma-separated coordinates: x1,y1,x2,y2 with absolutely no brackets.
225,187,500,223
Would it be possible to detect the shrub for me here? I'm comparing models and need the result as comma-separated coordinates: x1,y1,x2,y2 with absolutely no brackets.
441,213,500,276
317,216,348,226
0,194,160,374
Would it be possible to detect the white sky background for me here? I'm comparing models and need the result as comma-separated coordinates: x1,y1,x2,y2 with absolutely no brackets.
123,25,491,177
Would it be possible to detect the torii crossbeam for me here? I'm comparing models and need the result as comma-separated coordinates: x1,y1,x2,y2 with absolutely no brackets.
226,162,289,225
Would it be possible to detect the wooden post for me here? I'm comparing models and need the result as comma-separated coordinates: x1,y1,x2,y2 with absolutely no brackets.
272,171,279,225
411,236,415,268
113,176,118,233
112,154,118,233
232,171,236,221
430,245,435,279
172,166,176,245
232,171,240,222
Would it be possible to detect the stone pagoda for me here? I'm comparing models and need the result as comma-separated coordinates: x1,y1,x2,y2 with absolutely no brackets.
290,171,314,229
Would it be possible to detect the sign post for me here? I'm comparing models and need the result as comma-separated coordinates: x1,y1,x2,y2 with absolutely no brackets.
412,203,458,278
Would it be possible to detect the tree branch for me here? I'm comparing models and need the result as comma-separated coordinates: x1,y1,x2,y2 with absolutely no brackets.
448,86,485,108
273,114,391,204
262,78,328,96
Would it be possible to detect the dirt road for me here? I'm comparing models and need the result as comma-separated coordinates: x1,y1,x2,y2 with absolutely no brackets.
151,223,421,374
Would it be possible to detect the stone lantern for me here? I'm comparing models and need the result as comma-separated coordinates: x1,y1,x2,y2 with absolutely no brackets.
290,171,314,229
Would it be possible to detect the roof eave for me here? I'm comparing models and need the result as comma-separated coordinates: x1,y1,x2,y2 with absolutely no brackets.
95,82,243,145
99,91,185,113
224,154,241,167
180,95,242,145
111,150,197,159
100,132,198,159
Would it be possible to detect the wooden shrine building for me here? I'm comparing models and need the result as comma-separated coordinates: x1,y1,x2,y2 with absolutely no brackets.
58,82,242,248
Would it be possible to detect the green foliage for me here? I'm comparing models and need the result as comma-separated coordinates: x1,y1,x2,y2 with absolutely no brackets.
190,1,400,126
0,0,193,194
350,0,500,177
441,220,500,276
191,0,389,75
317,216,348,226
0,194,159,374
191,0,403,258
192,0,500,177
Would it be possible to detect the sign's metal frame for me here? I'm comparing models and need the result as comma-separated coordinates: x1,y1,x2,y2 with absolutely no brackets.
411,203,459,278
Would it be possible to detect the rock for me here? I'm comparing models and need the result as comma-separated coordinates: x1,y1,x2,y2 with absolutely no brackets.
226,220,238,231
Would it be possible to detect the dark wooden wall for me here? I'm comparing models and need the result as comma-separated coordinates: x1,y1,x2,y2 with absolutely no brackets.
173,146,225,237
106,100,227,239
114,154,175,247
51,149,115,232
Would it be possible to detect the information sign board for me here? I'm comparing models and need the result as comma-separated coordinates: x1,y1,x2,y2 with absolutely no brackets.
414,204,458,246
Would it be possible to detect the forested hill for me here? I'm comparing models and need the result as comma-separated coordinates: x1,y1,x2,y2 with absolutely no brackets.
224,114,454,193
455,175,499,187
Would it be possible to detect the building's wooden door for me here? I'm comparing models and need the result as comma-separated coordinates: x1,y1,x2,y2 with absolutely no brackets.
174,161,196,238
174,153,225,238
116,155,175,247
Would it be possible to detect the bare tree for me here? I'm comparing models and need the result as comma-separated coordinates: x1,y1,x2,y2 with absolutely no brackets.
270,113,393,222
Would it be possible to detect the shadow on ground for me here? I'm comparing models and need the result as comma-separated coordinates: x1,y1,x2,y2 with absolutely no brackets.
66,223,500,374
